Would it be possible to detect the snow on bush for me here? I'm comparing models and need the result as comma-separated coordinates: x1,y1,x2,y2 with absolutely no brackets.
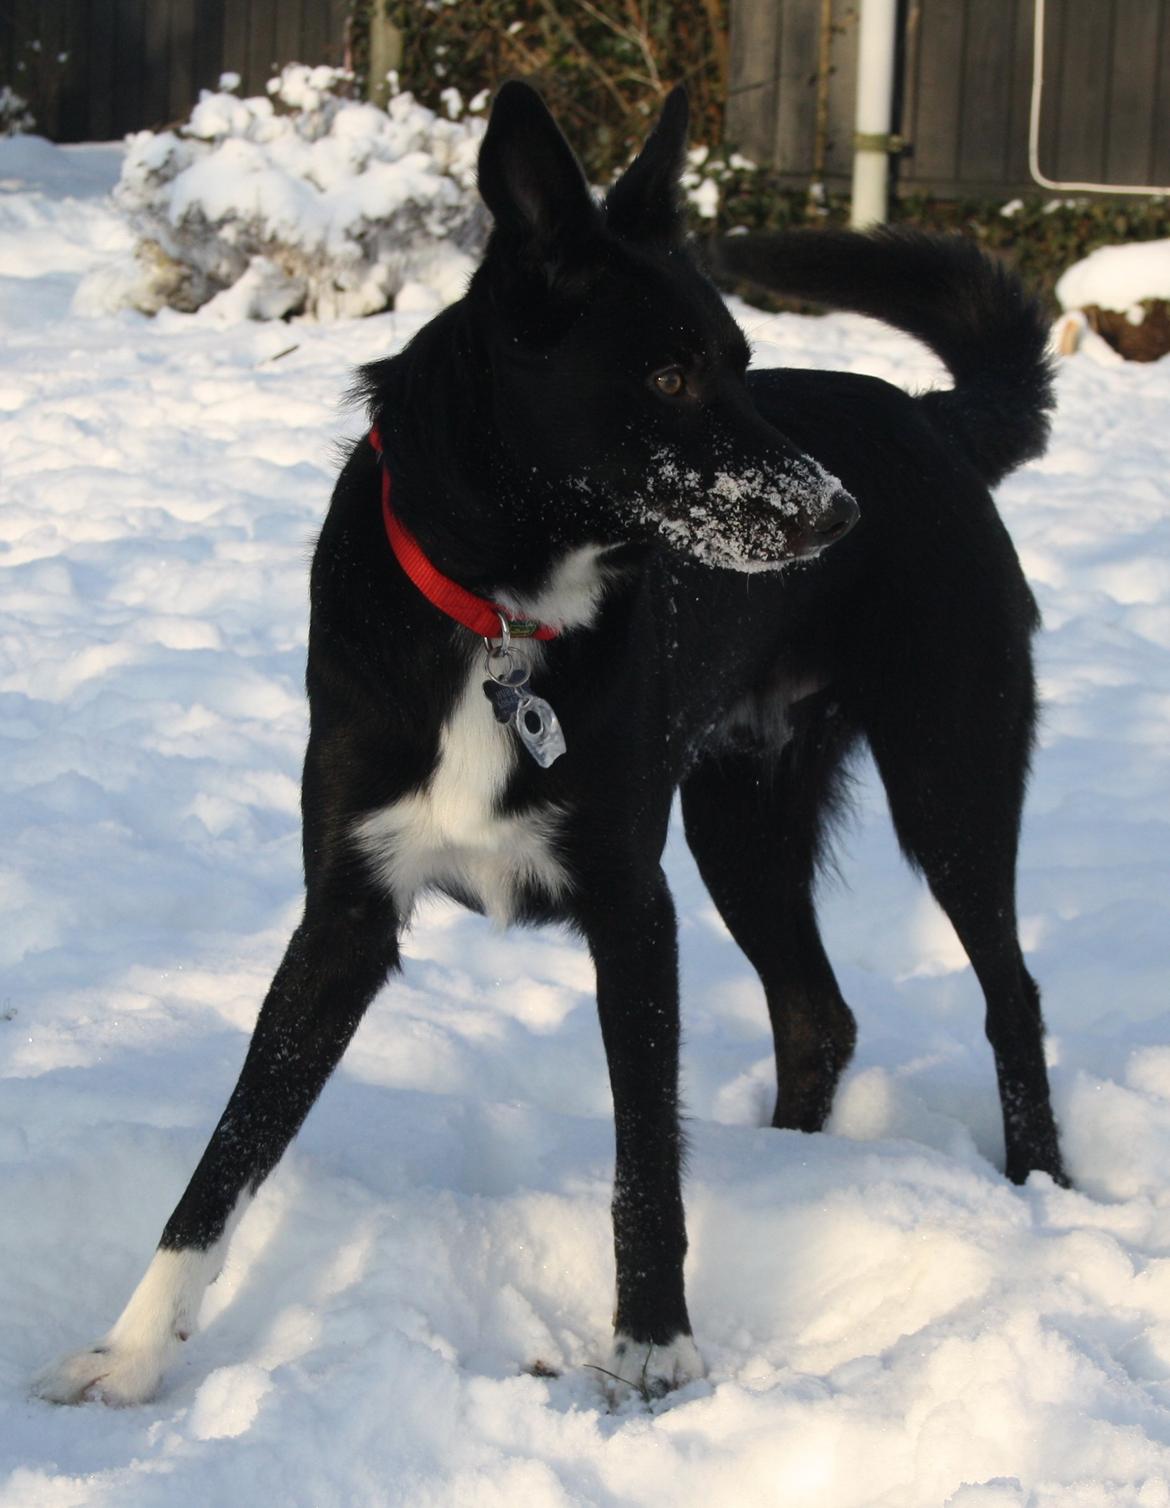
80,66,488,322
0,84,34,136
1055,238,1170,363
680,144,761,224
1056,237,1170,315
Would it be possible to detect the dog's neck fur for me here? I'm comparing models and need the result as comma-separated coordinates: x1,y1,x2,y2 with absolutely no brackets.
363,298,602,605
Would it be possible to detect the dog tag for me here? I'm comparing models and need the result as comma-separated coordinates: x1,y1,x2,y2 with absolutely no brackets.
513,693,567,768
482,618,566,768
483,678,524,724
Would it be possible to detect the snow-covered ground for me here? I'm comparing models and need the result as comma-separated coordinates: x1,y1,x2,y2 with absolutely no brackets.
3,138,1170,1508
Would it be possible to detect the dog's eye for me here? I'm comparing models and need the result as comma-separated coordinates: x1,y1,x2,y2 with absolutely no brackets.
653,367,686,397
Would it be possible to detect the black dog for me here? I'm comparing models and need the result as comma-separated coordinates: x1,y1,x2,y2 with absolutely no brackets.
35,81,1063,1406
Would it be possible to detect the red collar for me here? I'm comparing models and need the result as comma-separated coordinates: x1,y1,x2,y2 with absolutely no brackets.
369,427,558,641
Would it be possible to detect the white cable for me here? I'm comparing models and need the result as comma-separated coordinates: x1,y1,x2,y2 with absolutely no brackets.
1029,0,1170,196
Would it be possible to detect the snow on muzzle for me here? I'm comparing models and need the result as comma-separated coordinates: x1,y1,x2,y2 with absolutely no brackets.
638,447,858,573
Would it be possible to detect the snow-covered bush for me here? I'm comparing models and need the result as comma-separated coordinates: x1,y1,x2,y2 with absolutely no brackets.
87,66,488,321
1056,237,1170,362
0,85,34,137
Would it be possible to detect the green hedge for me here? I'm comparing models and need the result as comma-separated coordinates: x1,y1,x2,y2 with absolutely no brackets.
892,192,1170,312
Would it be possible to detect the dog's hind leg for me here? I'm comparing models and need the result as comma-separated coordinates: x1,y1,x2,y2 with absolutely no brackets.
33,884,401,1404
681,704,858,1134
862,666,1068,1188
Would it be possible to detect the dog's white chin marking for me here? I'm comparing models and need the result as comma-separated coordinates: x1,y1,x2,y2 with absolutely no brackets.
355,545,614,927
493,541,617,632
32,1195,249,1406
601,1332,706,1403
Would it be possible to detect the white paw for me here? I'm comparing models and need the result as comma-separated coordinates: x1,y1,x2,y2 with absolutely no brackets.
600,1332,706,1403
31,1242,231,1407
31,1340,167,1406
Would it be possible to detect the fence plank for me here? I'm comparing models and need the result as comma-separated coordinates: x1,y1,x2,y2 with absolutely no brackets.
141,0,170,129
1107,0,1160,185
0,8,11,110
246,0,278,95
301,0,329,75
1004,0,1033,189
10,0,45,134
35,0,65,139
275,0,304,72
192,0,226,100
726,0,782,164
825,1,860,180
1053,0,1112,182
117,0,148,137
168,0,197,123
53,0,88,142
905,0,965,184
335,0,354,68
957,0,1015,186
1034,0,1064,182
774,0,820,177
222,0,250,84
87,0,115,140
1155,4,1170,185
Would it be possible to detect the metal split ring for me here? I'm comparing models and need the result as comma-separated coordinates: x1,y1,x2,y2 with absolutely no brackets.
484,613,530,688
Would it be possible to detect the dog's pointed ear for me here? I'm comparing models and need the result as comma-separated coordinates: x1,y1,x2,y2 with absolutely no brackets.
478,82,600,254
604,85,690,244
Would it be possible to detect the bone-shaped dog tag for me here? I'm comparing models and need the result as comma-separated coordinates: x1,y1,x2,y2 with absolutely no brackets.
482,620,566,768
483,679,524,724
513,693,567,768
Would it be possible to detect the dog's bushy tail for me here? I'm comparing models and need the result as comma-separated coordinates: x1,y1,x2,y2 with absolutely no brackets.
716,227,1055,487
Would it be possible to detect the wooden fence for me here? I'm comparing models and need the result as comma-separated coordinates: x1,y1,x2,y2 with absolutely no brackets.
728,0,1170,199
6,0,1169,202
0,0,352,143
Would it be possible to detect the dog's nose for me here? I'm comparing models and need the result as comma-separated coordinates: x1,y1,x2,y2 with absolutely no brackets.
793,489,858,557
813,488,859,544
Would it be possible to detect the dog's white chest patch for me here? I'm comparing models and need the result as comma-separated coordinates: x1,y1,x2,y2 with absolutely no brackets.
353,667,567,925
352,544,613,926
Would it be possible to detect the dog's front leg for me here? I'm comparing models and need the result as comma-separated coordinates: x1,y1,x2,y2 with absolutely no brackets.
580,868,704,1400
33,888,400,1405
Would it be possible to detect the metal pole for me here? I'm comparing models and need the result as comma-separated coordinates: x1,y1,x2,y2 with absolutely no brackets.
850,0,899,228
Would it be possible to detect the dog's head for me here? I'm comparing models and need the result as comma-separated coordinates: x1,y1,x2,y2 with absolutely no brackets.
471,81,857,571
